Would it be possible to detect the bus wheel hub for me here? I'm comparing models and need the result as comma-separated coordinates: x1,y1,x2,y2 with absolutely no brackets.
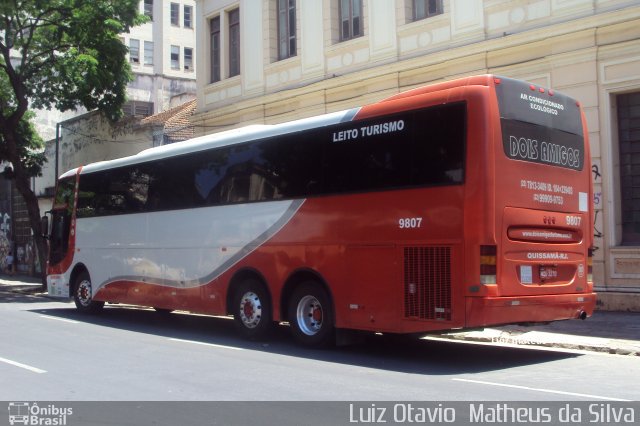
240,292,261,328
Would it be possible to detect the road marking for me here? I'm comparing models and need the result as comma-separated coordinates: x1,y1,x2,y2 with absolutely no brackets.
39,315,79,324
0,356,47,374
168,338,243,351
453,378,630,401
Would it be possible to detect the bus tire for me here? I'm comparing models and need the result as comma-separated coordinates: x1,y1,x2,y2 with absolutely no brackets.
232,279,273,340
73,270,104,314
288,282,335,348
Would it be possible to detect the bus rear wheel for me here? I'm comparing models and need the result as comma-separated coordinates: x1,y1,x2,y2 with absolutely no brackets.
288,282,334,348
73,271,104,314
232,279,273,340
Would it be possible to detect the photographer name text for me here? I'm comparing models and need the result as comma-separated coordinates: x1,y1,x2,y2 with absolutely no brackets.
349,403,635,424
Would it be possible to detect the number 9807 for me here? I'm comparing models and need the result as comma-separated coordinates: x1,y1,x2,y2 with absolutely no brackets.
399,217,423,229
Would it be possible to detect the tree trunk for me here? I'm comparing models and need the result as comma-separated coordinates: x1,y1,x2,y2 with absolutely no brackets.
12,171,48,288
2,128,48,288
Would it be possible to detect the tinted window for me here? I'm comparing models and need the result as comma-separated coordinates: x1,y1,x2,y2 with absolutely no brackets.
255,134,324,198
77,103,466,217
324,104,465,193
501,120,584,171
495,76,584,171
147,157,203,210
78,166,151,217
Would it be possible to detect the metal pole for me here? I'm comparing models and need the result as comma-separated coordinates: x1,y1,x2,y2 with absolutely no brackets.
55,123,60,184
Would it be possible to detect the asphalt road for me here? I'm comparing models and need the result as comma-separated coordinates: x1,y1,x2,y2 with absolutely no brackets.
1,289,638,403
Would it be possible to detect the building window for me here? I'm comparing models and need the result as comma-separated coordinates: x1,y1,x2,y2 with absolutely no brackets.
123,101,154,117
618,92,640,245
171,45,180,69
413,0,443,21
229,9,240,77
144,0,153,20
210,16,220,83
339,0,363,41
171,3,180,26
184,47,193,71
144,41,153,65
277,0,296,60
129,38,140,64
184,5,193,28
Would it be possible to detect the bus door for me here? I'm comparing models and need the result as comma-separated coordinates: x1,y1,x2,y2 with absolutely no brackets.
47,175,78,297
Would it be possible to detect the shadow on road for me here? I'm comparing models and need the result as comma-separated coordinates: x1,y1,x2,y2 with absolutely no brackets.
27,303,580,377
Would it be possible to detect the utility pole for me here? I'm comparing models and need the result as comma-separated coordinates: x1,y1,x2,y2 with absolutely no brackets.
55,123,60,184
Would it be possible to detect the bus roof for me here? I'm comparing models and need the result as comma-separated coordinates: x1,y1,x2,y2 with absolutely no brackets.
60,73,570,180
381,74,494,103
67,108,360,177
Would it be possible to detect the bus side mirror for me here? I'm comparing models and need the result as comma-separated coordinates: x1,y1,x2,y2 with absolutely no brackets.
41,214,50,239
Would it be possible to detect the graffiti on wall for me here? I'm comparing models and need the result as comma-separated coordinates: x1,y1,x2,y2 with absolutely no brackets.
592,161,603,254
0,211,11,270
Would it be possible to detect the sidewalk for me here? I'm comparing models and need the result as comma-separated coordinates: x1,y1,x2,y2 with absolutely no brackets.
0,274,44,293
1,275,639,356
432,311,640,356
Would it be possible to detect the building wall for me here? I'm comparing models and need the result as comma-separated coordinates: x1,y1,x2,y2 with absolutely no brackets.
193,0,640,309
0,177,13,272
128,0,197,78
127,73,197,114
125,0,198,112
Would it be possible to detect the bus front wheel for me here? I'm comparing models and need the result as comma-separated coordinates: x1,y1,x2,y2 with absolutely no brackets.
73,271,104,314
288,282,335,348
232,279,273,340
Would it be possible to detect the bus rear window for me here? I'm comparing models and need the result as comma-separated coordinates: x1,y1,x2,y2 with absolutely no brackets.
495,77,584,171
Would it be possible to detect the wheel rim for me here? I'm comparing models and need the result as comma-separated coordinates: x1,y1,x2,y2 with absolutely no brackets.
77,279,92,307
238,291,262,329
296,295,323,336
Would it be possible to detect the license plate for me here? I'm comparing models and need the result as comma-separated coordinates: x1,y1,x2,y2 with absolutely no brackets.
539,265,558,281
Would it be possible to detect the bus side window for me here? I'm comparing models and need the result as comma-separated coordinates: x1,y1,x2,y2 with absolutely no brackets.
219,173,250,203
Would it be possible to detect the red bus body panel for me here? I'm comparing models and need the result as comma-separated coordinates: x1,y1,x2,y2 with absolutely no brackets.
52,75,595,335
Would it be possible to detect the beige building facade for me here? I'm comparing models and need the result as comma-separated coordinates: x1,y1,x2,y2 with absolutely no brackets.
193,0,640,309
124,0,198,115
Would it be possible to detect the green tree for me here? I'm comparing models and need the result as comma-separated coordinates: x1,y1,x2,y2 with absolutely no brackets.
0,0,145,283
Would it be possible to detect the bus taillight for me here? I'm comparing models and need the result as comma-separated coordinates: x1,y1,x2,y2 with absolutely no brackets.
587,247,594,283
480,245,497,284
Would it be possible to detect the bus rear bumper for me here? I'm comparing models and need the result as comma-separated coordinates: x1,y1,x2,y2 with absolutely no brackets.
465,292,597,328
47,274,71,298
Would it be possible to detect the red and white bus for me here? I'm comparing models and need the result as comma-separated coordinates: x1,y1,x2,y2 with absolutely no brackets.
44,75,595,347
